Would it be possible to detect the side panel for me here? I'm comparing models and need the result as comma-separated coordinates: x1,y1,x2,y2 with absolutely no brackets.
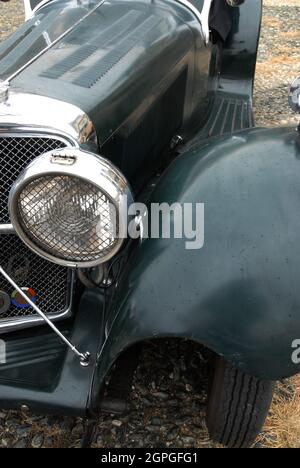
92,128,300,405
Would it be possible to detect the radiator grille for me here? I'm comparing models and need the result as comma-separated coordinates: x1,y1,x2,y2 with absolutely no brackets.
0,136,67,224
0,234,70,319
0,135,71,327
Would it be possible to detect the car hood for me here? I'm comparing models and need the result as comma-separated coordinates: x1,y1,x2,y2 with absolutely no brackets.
0,0,97,82
0,0,204,147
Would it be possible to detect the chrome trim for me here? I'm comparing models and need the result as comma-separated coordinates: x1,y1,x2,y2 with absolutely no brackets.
0,268,74,334
9,148,134,268
0,224,14,234
0,81,9,105
24,0,54,21
177,0,213,45
0,92,97,146
0,129,74,145
8,0,107,83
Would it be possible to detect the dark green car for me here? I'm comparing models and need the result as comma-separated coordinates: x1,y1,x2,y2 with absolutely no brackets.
0,0,299,448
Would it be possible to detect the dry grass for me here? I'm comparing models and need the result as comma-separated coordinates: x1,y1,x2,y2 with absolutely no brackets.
263,55,297,66
280,30,300,39
263,16,282,28
276,46,299,55
264,0,300,5
259,376,300,448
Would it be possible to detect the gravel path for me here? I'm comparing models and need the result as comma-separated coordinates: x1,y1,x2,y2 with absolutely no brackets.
0,0,24,41
254,0,300,126
0,0,299,449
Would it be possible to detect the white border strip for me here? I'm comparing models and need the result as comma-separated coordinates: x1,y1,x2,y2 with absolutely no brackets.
24,0,53,21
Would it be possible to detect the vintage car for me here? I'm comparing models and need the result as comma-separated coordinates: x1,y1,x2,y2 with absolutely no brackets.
0,0,299,448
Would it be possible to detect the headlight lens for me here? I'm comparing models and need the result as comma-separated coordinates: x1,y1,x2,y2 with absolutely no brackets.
18,175,118,263
9,148,133,267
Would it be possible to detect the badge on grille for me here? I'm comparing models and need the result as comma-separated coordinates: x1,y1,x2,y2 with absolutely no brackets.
11,287,37,309
0,291,10,315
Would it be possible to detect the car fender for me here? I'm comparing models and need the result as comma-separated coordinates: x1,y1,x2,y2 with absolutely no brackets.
91,127,300,407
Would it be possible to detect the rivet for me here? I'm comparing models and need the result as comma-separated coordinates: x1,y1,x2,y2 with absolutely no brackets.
20,405,30,412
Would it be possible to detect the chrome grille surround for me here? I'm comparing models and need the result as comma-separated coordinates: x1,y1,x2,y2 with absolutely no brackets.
0,131,74,333
0,92,97,148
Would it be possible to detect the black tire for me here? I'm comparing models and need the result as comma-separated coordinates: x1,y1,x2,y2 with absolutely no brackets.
206,356,276,448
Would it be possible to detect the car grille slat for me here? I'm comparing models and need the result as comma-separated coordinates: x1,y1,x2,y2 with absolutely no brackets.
0,135,71,329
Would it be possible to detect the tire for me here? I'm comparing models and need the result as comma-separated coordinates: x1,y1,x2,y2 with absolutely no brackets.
206,356,276,448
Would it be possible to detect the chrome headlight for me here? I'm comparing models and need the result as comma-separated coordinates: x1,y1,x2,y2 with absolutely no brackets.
9,148,133,268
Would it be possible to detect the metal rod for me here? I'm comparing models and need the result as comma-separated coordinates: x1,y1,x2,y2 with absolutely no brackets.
0,265,90,366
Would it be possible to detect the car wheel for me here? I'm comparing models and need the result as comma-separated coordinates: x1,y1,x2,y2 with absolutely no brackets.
206,356,275,448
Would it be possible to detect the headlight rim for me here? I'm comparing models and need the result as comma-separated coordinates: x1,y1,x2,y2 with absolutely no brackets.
9,148,133,268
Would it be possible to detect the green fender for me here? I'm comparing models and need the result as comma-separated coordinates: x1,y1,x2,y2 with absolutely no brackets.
91,127,300,407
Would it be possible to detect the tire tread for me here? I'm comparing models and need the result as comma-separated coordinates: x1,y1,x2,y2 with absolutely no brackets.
206,357,275,448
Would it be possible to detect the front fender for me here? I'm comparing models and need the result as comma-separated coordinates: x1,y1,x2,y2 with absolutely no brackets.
93,127,300,399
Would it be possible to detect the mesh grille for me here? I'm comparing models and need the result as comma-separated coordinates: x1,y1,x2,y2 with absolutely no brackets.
0,136,66,224
18,175,119,263
0,136,71,325
0,234,70,319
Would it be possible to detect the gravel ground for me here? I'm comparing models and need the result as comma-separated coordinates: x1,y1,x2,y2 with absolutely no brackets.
0,0,299,449
0,0,24,41
254,0,300,126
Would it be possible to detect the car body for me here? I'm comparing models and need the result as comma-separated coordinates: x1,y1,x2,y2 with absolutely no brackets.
0,0,299,447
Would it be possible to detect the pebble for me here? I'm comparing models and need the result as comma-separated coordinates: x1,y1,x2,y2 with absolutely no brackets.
151,417,162,426
112,420,123,428
71,423,84,437
44,437,53,447
16,425,31,438
14,439,27,448
166,427,179,441
1,438,8,447
140,398,152,407
168,399,180,407
146,425,159,433
182,436,196,445
152,392,169,401
31,434,44,449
